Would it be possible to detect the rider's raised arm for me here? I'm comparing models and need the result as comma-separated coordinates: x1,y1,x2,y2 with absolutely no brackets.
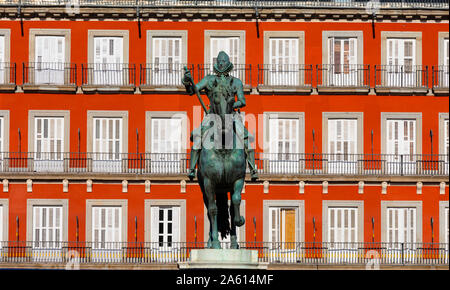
182,74,209,96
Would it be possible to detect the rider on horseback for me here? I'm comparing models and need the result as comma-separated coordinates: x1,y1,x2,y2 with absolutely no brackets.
182,51,259,181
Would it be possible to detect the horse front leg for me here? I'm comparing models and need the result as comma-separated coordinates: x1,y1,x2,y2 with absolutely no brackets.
229,202,239,249
204,178,221,249
232,178,245,228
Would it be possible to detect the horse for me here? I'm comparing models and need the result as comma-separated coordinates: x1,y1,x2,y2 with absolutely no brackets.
196,77,247,249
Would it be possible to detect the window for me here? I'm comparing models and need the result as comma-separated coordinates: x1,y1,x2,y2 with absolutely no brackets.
323,201,363,263
439,113,449,175
33,206,62,248
26,199,68,263
386,119,416,174
87,111,128,173
91,206,123,262
269,38,299,86
34,36,65,85
328,207,358,244
151,206,180,248
34,117,64,172
269,207,296,246
0,205,3,242
382,113,422,175
269,118,299,173
445,207,449,245
439,201,449,247
328,119,357,173
328,37,357,86
150,117,182,173
0,116,3,154
93,37,124,85
263,200,304,263
386,38,416,86
151,37,182,86
0,200,8,246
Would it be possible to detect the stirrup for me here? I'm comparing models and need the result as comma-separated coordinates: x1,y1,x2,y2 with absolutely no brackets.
188,169,196,181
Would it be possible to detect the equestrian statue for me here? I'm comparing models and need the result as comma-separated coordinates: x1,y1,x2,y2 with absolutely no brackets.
182,51,258,249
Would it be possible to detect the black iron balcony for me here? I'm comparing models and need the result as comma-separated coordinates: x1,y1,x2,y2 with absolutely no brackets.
374,65,429,95
0,241,448,266
139,63,194,93
432,65,449,96
0,62,16,92
197,63,252,93
1,152,447,177
257,64,313,94
22,62,77,93
81,63,136,93
316,64,370,94
3,1,447,9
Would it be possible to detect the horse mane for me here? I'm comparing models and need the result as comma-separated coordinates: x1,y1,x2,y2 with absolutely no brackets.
216,190,230,240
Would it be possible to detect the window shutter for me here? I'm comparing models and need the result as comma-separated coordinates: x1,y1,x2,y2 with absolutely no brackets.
269,207,280,244
349,38,357,65
93,117,122,155
210,37,239,65
0,35,4,64
151,118,182,154
150,206,159,244
328,207,358,243
387,208,416,244
387,120,416,156
445,120,449,155
172,207,180,244
445,207,449,244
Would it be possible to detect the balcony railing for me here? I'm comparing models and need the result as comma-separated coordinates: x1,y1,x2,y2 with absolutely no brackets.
257,64,313,88
1,152,447,176
0,62,16,87
0,241,448,266
22,62,77,86
197,64,252,87
81,63,136,87
316,64,370,89
432,65,449,89
140,63,194,88
1,1,447,9
374,65,428,90
256,153,449,176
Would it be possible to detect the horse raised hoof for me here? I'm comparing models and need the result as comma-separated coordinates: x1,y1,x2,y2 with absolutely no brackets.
234,216,245,227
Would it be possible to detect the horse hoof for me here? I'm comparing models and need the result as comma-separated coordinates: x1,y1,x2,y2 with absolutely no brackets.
234,216,245,227
231,243,239,249
211,241,221,249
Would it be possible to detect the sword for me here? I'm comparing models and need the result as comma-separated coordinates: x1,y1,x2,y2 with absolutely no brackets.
183,66,208,113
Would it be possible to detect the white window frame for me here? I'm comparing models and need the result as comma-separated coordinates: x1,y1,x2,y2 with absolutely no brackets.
381,201,422,244
0,110,9,155
32,205,63,248
34,35,66,85
0,29,11,85
151,206,180,247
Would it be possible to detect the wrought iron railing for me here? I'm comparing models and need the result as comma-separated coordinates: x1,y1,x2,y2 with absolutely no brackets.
257,64,313,87
432,65,449,89
0,62,16,86
81,63,136,87
197,64,252,86
140,63,194,87
374,65,428,89
0,241,448,266
22,62,77,86
317,64,370,88
1,1,447,9
0,152,447,176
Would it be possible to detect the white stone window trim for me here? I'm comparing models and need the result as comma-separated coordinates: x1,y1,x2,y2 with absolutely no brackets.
380,112,422,155
145,111,188,153
0,199,8,242
380,200,423,243
146,30,188,65
204,30,246,66
87,30,130,64
26,199,69,242
438,32,449,67
322,31,364,65
322,112,364,155
380,31,422,67
262,112,305,153
263,200,305,243
28,110,70,153
28,29,71,64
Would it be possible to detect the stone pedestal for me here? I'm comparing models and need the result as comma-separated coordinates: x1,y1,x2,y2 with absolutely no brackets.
178,249,268,269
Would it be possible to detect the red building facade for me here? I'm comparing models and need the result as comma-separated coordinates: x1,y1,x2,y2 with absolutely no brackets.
0,0,448,268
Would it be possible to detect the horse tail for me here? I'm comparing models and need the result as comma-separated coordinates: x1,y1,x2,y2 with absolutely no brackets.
216,190,230,240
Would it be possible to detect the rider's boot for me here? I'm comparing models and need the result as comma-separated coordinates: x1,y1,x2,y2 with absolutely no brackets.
188,149,200,181
246,149,259,181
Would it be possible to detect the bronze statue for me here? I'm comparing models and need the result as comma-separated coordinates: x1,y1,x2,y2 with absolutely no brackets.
182,51,258,249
